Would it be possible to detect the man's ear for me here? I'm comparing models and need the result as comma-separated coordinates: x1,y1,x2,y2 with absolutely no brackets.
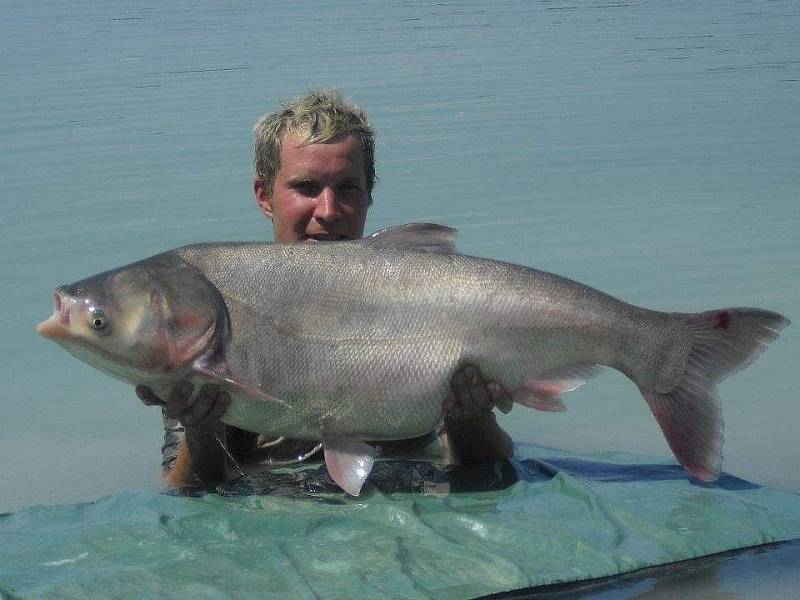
254,178,273,219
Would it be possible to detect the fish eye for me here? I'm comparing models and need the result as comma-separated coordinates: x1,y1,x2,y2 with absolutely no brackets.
88,308,107,330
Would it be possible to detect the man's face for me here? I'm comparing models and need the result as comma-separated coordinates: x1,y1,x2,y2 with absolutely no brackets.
255,131,371,243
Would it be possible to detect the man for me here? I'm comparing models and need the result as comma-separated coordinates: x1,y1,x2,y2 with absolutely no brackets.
138,90,513,486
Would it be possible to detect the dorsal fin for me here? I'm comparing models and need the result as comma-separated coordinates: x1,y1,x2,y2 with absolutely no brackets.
361,223,457,254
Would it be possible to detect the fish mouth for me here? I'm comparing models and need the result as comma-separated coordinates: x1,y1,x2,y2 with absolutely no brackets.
36,318,71,339
36,291,72,340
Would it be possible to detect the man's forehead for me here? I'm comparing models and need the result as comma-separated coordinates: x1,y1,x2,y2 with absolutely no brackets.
279,132,365,176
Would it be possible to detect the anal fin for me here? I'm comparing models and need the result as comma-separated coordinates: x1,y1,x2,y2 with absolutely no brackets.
513,364,601,412
322,436,375,496
513,390,567,412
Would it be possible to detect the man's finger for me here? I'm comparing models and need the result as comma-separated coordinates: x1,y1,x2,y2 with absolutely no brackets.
450,370,468,410
487,382,513,414
196,391,231,431
462,365,492,414
182,385,229,432
442,391,461,419
180,384,216,425
135,386,165,407
164,382,195,419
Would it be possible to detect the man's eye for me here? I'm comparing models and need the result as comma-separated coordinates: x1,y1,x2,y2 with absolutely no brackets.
294,183,319,196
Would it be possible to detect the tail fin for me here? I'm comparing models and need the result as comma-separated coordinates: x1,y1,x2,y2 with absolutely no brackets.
640,308,790,482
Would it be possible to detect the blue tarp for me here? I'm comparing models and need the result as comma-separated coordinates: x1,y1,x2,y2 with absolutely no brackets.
2,444,799,599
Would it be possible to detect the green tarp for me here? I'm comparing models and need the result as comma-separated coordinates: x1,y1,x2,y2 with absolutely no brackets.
2,444,799,599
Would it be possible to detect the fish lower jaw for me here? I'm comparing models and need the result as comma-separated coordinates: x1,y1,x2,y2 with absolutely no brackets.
36,317,72,340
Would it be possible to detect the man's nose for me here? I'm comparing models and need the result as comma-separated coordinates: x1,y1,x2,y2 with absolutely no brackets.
313,187,338,222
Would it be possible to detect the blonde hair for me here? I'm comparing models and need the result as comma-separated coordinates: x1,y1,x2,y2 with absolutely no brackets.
253,89,376,197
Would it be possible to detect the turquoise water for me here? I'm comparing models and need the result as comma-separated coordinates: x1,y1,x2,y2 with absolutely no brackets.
2,2,799,594
5,0,798,511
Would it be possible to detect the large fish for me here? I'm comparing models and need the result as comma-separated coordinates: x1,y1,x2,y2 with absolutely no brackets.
37,224,789,495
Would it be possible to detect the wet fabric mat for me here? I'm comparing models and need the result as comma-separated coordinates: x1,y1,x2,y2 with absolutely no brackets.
2,443,800,599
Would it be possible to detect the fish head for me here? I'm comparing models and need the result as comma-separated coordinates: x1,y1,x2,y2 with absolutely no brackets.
37,256,226,385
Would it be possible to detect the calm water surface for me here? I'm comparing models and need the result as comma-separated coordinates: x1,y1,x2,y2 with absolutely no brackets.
2,0,798,530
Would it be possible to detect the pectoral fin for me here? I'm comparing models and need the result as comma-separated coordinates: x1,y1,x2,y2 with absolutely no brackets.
192,360,291,409
322,436,375,496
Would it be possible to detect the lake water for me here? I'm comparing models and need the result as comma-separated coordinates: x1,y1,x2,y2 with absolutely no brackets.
2,0,799,596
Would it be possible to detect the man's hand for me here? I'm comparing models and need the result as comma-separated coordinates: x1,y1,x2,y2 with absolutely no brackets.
445,365,512,419
443,365,514,463
136,383,231,432
137,383,233,485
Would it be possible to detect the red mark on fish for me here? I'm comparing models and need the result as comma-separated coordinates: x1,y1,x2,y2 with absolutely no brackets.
713,311,732,330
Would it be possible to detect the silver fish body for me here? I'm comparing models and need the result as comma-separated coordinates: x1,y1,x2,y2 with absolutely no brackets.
37,224,790,495
176,241,673,438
